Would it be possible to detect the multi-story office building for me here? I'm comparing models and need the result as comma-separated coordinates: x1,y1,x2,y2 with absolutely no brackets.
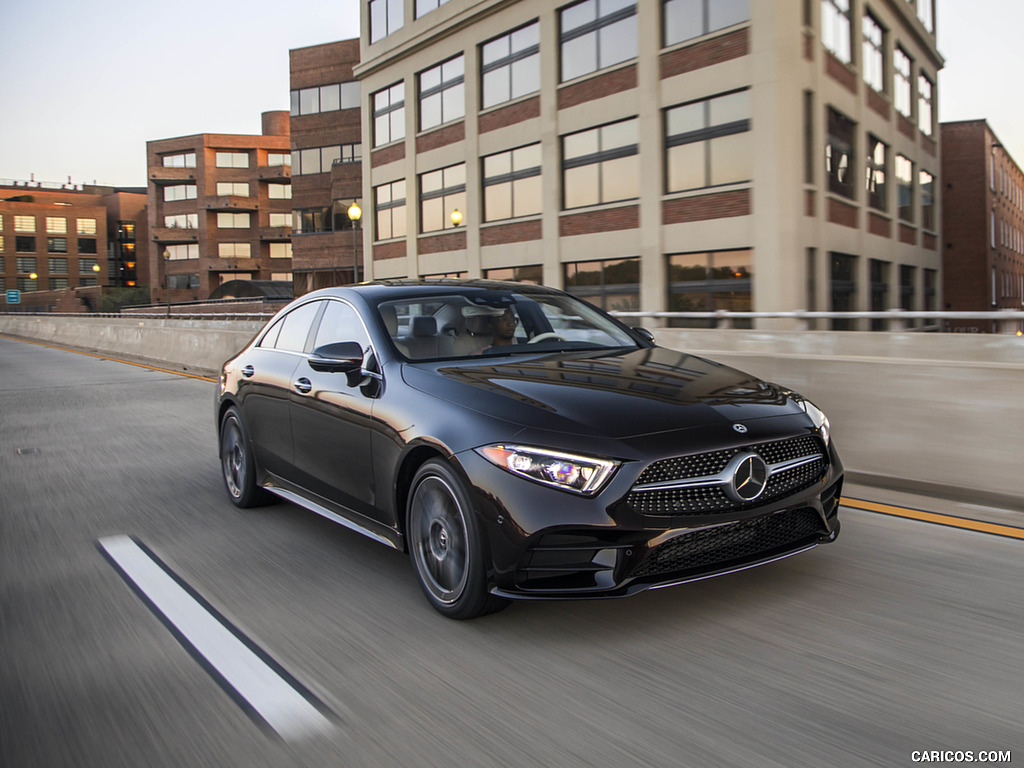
290,39,365,294
940,120,1024,333
0,182,148,307
146,112,293,302
354,0,942,328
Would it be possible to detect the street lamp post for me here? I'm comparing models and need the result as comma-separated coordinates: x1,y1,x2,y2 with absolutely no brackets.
347,201,362,284
163,250,171,317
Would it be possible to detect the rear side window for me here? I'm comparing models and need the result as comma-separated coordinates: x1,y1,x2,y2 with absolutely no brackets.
312,300,370,350
270,301,322,352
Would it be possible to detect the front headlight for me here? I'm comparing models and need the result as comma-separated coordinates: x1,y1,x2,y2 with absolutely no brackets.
803,400,831,446
476,444,619,496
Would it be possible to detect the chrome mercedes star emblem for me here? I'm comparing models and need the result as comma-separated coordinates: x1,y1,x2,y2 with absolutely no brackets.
733,424,748,433
725,452,769,503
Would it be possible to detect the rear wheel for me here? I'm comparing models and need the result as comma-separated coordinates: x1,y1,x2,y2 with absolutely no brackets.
407,459,508,619
219,406,274,508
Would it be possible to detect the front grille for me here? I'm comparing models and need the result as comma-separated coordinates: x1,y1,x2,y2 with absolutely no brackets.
627,435,827,516
628,508,823,581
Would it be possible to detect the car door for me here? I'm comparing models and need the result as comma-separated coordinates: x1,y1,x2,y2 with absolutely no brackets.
237,300,323,479
288,298,378,520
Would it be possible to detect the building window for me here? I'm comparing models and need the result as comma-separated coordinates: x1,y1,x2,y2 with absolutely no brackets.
270,243,292,259
419,56,465,132
267,153,291,167
268,184,291,199
804,91,815,184
830,252,857,330
166,244,199,260
481,21,540,109
292,145,361,175
916,0,933,33
0,238,4,254
217,182,250,196
667,250,753,328
923,268,937,312
164,213,198,229
17,277,38,292
374,180,407,241
564,257,640,312
826,108,856,200
862,12,884,92
918,74,933,136
665,90,751,193
164,185,197,202
49,257,68,273
168,273,200,289
483,265,543,284
49,278,69,291
562,118,639,209
895,154,913,222
269,213,291,227
79,258,98,275
560,0,637,83
17,257,38,272
47,237,68,253
293,207,333,234
15,236,36,252
77,218,97,235
373,82,406,148
290,82,360,116
46,217,67,234
369,0,403,43
869,258,890,329
218,243,251,258
663,0,749,47
866,135,887,211
920,169,935,230
482,144,542,222
14,215,35,232
217,213,251,229
821,0,851,64
420,164,466,233
416,0,451,18
162,152,196,168
894,47,912,118
900,264,916,312
215,152,249,169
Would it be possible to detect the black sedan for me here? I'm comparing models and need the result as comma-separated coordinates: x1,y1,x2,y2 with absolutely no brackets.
216,280,842,618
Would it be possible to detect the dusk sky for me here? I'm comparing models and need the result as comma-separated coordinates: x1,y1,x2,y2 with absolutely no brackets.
0,0,1021,187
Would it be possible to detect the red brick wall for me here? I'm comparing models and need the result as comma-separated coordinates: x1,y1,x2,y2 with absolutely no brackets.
923,233,937,250
560,206,639,237
867,89,890,120
372,143,406,167
416,122,465,153
803,32,814,62
418,231,467,254
922,134,937,158
481,219,542,246
825,51,857,95
898,114,916,140
373,241,406,261
660,28,749,79
558,66,636,110
662,190,751,225
480,97,541,134
899,223,917,245
868,212,891,238
805,190,816,217
827,197,858,228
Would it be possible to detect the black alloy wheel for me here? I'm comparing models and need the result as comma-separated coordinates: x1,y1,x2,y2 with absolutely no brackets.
219,406,273,508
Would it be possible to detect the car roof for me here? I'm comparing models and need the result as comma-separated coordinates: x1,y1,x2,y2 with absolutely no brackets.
297,279,564,304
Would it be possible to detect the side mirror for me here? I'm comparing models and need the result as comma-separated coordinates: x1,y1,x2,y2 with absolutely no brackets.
309,342,364,374
632,327,656,345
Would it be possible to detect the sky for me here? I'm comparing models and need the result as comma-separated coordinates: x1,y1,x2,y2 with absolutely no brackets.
0,0,1021,188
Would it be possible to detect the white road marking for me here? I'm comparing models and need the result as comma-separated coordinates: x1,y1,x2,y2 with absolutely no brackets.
99,535,334,740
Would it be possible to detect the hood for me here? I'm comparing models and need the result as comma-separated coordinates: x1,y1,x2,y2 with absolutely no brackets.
401,346,806,440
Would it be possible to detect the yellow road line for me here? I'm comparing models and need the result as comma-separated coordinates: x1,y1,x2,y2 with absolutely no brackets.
842,497,1024,541
0,333,217,382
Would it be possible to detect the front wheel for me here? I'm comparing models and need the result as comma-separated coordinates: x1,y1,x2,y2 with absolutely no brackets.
219,406,274,508
407,460,508,619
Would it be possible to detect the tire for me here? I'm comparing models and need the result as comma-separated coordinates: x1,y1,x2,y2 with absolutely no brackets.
407,459,509,619
219,406,274,508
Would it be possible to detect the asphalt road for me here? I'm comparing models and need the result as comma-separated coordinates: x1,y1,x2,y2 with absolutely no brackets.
2,336,1020,768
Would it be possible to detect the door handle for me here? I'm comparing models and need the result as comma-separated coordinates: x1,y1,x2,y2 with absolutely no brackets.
241,365,255,378
294,377,312,394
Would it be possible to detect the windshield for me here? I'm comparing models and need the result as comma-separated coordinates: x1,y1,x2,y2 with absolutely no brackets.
375,289,640,362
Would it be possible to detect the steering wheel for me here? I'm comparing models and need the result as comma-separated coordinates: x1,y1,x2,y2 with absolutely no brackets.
528,332,566,344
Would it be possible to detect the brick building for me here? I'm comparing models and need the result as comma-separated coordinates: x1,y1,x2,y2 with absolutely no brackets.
146,112,293,303
0,181,148,310
290,39,365,295
354,0,943,329
940,120,1024,333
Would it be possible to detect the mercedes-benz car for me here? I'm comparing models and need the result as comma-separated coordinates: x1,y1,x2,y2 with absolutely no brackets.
216,280,842,619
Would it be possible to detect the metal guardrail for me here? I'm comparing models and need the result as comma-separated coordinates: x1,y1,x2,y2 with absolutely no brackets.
611,309,1024,332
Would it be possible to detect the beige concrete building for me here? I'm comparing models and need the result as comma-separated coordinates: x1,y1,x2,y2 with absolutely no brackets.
146,112,293,303
354,0,942,328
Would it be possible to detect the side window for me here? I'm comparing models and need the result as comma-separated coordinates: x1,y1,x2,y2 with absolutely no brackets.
312,300,371,350
273,301,323,352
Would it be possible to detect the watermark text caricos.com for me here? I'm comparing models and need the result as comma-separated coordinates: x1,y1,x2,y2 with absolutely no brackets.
911,751,1011,763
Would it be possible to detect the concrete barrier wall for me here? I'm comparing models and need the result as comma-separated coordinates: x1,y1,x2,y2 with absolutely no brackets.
2,316,1021,507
